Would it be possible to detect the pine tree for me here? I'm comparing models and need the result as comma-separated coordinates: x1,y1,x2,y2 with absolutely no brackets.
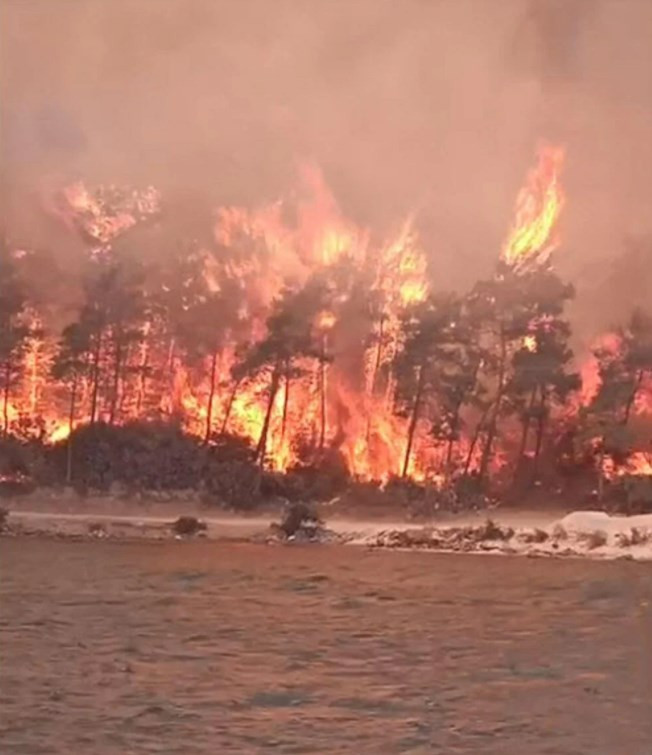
583,307,652,497
175,268,242,444
77,256,148,425
51,322,92,481
510,317,579,476
240,280,328,464
467,264,576,481
0,244,31,435
393,293,462,478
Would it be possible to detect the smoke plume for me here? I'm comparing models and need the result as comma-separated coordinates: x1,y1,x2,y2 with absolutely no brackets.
2,0,652,339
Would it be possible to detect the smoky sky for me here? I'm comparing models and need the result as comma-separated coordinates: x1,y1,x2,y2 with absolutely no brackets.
2,0,652,338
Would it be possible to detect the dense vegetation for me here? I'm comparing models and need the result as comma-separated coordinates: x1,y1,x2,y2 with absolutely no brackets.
1,182,651,513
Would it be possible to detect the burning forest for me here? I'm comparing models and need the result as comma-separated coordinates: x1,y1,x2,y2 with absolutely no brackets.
1,146,651,511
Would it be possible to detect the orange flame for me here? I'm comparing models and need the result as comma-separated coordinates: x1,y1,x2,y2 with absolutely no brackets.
57,182,160,245
502,146,564,270
9,153,577,484
173,169,430,478
626,452,652,476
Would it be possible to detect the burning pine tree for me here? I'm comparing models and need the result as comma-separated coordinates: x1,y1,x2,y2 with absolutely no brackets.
1,146,650,502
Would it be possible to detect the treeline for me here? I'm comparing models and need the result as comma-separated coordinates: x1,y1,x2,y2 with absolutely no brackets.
0,192,651,509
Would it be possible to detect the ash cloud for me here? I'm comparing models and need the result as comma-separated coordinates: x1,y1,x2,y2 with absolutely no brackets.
2,0,652,339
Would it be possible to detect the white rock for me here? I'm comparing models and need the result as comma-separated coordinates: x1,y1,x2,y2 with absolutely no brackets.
557,510,652,536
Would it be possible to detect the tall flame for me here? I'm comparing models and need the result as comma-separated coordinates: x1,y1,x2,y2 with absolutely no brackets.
501,145,564,270
175,166,430,479
9,150,617,486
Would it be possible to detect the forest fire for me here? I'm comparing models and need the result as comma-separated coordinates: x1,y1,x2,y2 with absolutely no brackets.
626,452,652,476
1,145,650,494
5,6,652,754
501,146,564,270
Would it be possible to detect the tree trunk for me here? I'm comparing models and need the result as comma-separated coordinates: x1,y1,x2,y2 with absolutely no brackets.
478,414,498,480
370,312,385,395
449,356,481,477
623,369,645,426
402,364,425,478
597,442,605,502
516,388,538,464
108,335,123,426
463,403,491,476
89,331,103,425
118,342,133,418
204,351,219,445
281,364,290,440
365,315,386,447
66,376,78,484
445,400,463,477
478,327,507,480
136,362,147,415
256,366,280,465
516,417,530,465
136,341,150,415
166,336,177,402
220,378,241,435
445,434,455,474
167,337,176,373
532,390,547,477
2,360,11,436
319,357,327,451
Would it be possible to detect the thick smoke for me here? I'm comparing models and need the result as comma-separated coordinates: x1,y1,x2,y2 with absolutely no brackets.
2,0,652,339
510,0,595,86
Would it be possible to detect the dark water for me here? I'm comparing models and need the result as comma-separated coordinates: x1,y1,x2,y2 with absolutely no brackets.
1,540,651,754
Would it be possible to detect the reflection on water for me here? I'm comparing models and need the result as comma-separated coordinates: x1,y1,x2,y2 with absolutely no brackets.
1,540,651,753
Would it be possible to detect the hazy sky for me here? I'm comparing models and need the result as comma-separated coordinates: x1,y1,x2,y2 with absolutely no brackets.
2,0,652,335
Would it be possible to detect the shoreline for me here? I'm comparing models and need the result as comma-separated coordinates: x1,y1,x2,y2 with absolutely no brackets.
3,506,652,562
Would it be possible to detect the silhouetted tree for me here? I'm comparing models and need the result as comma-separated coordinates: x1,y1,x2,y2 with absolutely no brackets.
174,260,243,444
467,264,576,482
510,318,579,477
583,307,652,497
241,280,328,464
619,308,652,426
0,244,31,435
77,255,149,425
394,293,463,477
51,322,92,481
